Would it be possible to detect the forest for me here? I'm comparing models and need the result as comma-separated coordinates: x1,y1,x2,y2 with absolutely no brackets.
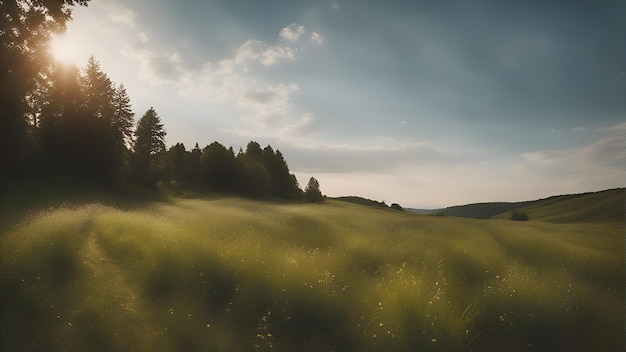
0,0,322,203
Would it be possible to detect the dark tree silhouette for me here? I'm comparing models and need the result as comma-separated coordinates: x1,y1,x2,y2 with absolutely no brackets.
390,203,404,211
37,63,83,166
304,177,324,203
112,84,135,149
166,143,187,184
244,141,264,162
78,56,124,182
132,107,166,186
510,210,529,221
188,143,202,185
201,142,239,192
0,0,90,179
258,145,301,199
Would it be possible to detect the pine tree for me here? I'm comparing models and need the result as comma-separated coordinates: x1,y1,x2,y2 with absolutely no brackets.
81,56,115,120
112,84,135,149
304,177,323,203
132,107,166,186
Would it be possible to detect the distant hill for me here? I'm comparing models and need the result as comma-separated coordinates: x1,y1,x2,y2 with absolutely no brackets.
332,196,403,210
406,208,442,215
493,188,625,223
435,188,624,223
437,202,532,219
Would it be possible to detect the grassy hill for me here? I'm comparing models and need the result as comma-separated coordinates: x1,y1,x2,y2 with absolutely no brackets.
495,188,625,223
436,201,531,219
1,196,623,351
436,188,624,223
332,196,390,208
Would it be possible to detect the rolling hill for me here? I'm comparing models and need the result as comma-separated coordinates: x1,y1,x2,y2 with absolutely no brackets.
430,188,624,223
494,188,625,223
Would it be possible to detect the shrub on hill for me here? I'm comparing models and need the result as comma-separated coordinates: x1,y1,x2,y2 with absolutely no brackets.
390,203,404,211
510,210,529,221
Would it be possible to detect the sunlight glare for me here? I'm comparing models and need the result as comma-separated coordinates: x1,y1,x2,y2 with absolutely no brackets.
49,33,82,65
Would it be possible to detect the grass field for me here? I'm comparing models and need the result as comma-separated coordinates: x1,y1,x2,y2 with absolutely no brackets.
1,196,623,351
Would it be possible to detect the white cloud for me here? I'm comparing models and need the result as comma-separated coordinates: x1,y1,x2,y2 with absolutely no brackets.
279,23,306,42
331,1,341,10
287,141,462,174
311,32,325,46
260,45,297,66
110,8,137,28
120,18,327,132
521,122,626,181
121,32,185,85
235,40,297,68
239,83,300,126
280,113,325,136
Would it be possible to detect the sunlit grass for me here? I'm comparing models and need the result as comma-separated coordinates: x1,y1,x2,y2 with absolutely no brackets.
1,198,623,351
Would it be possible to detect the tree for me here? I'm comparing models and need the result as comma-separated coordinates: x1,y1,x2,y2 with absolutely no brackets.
260,146,301,199
0,0,90,178
111,84,134,149
166,142,187,184
81,56,114,119
304,177,323,203
390,203,404,211
37,63,83,165
244,141,264,161
188,143,202,185
200,142,239,192
77,56,124,182
132,107,166,186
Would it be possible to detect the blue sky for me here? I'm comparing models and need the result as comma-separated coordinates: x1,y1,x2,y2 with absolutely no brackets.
50,0,625,208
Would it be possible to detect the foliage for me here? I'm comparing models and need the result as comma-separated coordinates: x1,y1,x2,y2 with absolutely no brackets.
390,203,403,211
35,57,128,183
304,177,324,203
1,2,308,200
335,196,391,209
131,107,166,187
200,142,238,192
0,0,90,179
510,210,529,221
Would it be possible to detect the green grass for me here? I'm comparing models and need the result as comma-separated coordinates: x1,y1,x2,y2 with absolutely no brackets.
496,188,625,223
1,197,623,351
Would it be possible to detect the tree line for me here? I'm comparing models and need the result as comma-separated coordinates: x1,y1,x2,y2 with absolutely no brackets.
0,0,323,202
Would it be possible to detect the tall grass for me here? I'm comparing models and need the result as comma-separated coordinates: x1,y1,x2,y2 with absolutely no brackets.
1,198,623,351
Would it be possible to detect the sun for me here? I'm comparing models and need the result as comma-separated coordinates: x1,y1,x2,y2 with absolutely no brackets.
48,33,82,65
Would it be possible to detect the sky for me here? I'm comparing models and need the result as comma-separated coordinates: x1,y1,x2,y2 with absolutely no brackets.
49,0,625,208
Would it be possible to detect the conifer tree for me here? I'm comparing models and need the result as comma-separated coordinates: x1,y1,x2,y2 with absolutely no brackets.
112,84,135,149
132,107,166,186
304,177,323,203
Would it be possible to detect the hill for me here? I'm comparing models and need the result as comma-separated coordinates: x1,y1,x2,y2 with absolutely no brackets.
333,196,393,209
494,188,625,223
435,188,624,223
436,201,532,219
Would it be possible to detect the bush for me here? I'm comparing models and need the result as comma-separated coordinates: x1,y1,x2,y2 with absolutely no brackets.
510,210,529,221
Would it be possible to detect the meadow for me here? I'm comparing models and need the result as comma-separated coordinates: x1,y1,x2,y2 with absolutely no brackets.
1,197,623,351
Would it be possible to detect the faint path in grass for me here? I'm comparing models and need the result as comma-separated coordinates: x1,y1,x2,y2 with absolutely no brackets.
82,221,141,314
77,215,170,350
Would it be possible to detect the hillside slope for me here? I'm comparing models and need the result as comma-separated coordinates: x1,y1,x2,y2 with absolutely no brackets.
437,202,531,219
437,188,624,223
496,188,625,223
